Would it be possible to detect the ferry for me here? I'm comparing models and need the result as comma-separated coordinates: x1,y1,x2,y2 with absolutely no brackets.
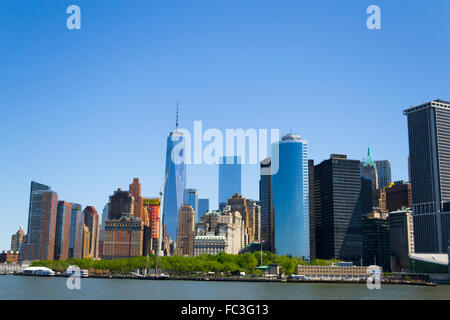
21,267,55,277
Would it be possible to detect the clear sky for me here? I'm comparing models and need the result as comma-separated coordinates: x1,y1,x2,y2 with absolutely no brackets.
1,0,449,250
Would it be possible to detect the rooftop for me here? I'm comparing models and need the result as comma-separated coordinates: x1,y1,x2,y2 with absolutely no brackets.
409,253,448,266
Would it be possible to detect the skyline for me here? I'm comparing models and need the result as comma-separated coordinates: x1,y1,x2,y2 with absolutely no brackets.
1,0,450,250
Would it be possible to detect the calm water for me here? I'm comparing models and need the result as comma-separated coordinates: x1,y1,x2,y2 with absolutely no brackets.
0,276,449,300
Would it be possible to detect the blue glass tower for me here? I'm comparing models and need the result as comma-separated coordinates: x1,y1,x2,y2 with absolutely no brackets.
183,188,199,222
162,130,186,241
218,156,241,210
272,134,309,259
198,198,210,221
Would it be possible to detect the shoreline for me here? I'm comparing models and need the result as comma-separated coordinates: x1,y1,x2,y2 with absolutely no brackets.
9,273,438,287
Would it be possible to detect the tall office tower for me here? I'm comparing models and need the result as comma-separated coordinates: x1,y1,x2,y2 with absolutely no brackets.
22,182,58,261
11,227,25,252
143,198,161,240
68,203,82,258
218,156,241,210
98,203,109,258
385,181,412,212
308,159,316,260
314,154,363,264
83,206,100,259
183,189,199,223
163,130,186,242
372,189,387,213
72,207,85,258
361,177,374,215
259,157,274,252
54,201,72,260
375,160,392,189
175,205,195,257
362,211,390,271
272,134,309,259
129,178,144,222
360,147,379,191
389,208,415,272
228,194,253,244
103,212,144,260
108,189,134,220
198,198,210,221
404,100,450,252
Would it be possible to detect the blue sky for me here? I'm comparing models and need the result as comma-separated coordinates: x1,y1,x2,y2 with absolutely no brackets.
0,0,449,250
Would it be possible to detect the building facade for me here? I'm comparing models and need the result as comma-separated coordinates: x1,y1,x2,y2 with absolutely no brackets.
68,203,82,258
404,100,450,253
163,130,186,241
362,211,390,271
272,134,309,259
389,208,415,272
375,160,392,189
360,147,379,191
103,213,144,259
314,154,363,264
175,205,195,257
23,182,58,261
259,157,274,252
83,206,100,259
54,201,72,260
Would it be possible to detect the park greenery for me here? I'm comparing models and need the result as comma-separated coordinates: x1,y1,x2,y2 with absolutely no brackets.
31,251,340,276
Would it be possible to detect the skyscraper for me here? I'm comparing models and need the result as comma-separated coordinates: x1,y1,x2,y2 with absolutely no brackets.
314,154,363,264
129,178,145,222
68,203,82,258
163,130,186,241
362,211,390,271
197,198,210,221
385,181,412,212
83,206,100,259
23,182,58,261
175,204,195,257
375,160,392,189
54,201,72,260
218,156,241,210
259,157,274,252
183,188,199,223
308,159,316,260
271,134,309,259
404,99,450,253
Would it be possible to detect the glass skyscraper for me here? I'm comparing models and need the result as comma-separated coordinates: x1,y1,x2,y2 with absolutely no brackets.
404,99,450,253
259,157,274,252
163,131,186,241
271,134,309,259
218,156,241,210
198,198,209,221
375,160,392,189
183,188,199,223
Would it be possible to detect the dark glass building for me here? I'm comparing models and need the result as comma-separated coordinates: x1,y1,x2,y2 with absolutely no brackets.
54,201,72,261
375,160,392,189
259,157,274,252
362,211,390,271
314,154,363,264
404,99,450,253
198,198,209,221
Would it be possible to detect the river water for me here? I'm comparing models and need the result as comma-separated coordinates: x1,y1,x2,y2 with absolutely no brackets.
0,276,449,299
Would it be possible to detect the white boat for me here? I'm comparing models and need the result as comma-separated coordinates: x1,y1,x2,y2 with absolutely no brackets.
21,266,55,276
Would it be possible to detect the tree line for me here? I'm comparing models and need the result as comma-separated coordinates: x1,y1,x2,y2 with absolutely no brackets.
31,252,339,276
